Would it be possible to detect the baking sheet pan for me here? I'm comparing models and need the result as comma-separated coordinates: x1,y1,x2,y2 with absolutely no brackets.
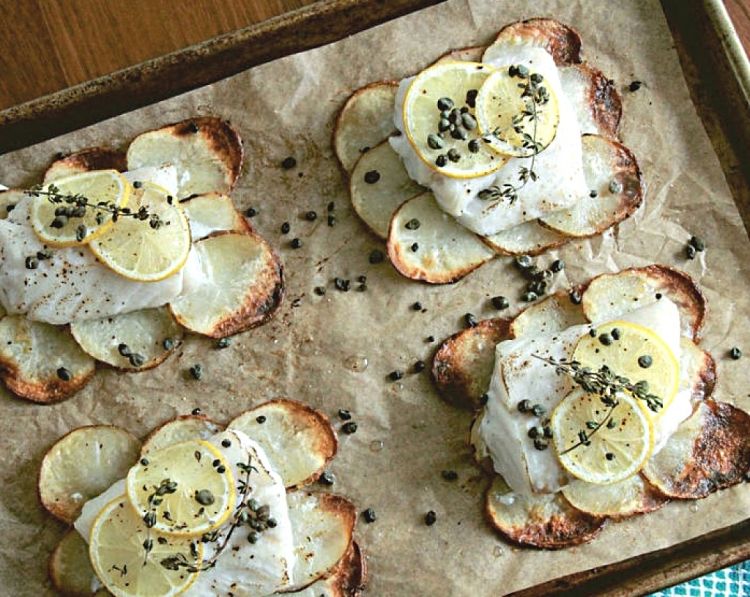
0,0,749,594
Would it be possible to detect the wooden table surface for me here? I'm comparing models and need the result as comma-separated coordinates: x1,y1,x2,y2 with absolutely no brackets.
0,0,748,112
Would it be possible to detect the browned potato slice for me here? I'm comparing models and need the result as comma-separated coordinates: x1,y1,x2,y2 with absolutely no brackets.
44,147,126,182
349,140,423,238
432,45,485,65
39,425,141,523
580,265,706,339
333,82,398,173
387,192,495,284
49,530,106,596
228,399,337,489
482,219,568,256
141,414,224,455
126,117,243,198
181,192,251,240
432,318,511,410
170,231,284,338
282,541,366,597
681,338,717,402
286,491,357,590
0,315,95,403
643,400,750,499
0,189,27,220
510,292,587,338
539,135,643,237
487,18,583,66
561,474,668,519
70,307,183,371
485,476,606,549
559,64,622,139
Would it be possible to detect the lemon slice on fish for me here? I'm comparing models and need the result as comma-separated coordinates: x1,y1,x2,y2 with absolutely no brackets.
572,320,680,417
126,439,235,536
402,62,506,179
89,182,190,282
475,66,560,157
30,170,131,247
551,388,653,485
89,495,203,597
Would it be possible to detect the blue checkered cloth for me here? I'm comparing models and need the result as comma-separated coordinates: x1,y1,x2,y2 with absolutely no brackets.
650,560,749,596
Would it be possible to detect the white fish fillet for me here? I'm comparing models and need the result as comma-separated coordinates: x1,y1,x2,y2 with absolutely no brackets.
0,196,185,324
74,430,296,596
0,166,240,325
391,45,588,235
478,299,689,495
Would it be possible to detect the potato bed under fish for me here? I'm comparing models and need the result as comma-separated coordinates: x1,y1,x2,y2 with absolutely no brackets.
0,118,284,404
431,265,750,549
39,399,366,595
335,18,644,284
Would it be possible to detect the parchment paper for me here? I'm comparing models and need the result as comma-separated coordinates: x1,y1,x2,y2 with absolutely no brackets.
1,1,749,595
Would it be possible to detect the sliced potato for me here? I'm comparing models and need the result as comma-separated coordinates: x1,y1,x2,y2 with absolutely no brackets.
180,192,250,240
387,192,495,284
432,318,511,410
643,400,750,499
350,140,423,238
0,316,95,403
286,491,356,590
485,476,606,549
333,82,398,173
510,292,587,338
681,338,716,401
0,189,28,220
559,64,622,139
539,135,642,237
141,414,224,455
49,530,105,596
432,45,485,65
39,425,141,523
482,219,568,256
228,399,337,489
284,541,366,597
70,307,183,371
44,147,126,182
561,474,668,519
126,117,243,198
487,18,582,66
170,231,284,338
581,265,706,339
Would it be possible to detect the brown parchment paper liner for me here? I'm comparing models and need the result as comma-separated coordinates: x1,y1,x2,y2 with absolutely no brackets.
0,1,748,594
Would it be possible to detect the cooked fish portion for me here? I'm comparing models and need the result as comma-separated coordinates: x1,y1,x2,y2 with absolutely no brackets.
0,172,247,325
187,431,295,596
0,196,186,324
477,299,688,495
390,45,588,235
75,430,296,596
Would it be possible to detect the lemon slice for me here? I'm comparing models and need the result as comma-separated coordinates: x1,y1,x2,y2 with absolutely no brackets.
572,320,680,416
126,439,235,536
89,182,190,282
551,388,653,485
402,62,506,179
475,66,560,157
30,170,130,247
89,495,203,597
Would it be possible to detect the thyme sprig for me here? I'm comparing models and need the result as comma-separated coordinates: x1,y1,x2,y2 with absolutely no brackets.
159,458,259,573
478,67,549,210
532,355,663,454
28,183,167,238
